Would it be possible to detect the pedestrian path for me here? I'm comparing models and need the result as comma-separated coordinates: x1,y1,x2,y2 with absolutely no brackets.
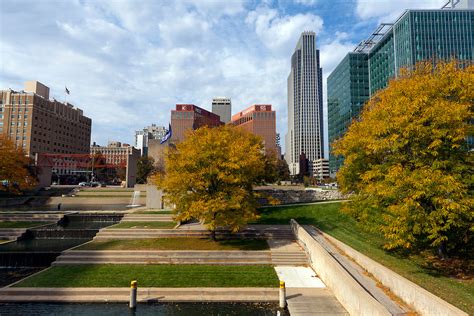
274,266,347,316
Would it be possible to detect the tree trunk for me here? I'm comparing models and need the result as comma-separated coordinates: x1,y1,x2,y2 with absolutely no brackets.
438,241,448,260
211,229,216,241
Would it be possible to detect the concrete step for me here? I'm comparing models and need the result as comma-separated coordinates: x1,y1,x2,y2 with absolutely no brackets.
0,228,28,240
0,287,279,303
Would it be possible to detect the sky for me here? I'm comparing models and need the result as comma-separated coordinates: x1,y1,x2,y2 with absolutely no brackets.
0,0,447,156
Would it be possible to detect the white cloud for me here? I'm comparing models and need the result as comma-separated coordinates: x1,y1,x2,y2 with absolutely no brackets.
356,0,446,21
294,0,318,6
246,7,323,56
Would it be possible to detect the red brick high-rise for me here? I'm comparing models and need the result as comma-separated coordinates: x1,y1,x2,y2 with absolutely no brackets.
231,104,277,155
170,104,223,142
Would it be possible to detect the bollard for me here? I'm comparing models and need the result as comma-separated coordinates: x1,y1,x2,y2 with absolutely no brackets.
279,280,286,308
130,280,137,309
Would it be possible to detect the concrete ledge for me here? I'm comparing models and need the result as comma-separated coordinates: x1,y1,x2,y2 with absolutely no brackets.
291,220,390,316
320,230,468,316
0,287,279,303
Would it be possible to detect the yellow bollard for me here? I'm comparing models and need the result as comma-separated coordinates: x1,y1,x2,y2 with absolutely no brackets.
130,280,137,309
279,281,286,308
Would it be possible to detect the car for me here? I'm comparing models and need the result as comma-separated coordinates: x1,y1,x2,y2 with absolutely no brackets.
78,182,90,187
90,182,100,187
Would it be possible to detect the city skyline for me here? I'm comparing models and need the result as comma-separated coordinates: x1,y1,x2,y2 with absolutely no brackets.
0,0,452,152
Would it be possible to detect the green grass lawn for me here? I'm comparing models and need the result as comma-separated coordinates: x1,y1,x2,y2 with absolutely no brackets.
0,221,51,228
14,264,279,288
257,202,473,314
76,237,269,251
109,221,176,229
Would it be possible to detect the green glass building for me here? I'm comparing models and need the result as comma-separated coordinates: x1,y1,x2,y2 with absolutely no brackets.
328,7,473,174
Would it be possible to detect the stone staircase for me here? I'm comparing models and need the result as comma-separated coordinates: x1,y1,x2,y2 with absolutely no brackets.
0,228,28,241
120,214,174,222
53,249,308,266
94,226,295,240
0,213,65,222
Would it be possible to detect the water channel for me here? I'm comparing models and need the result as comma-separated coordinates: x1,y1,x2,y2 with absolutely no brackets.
0,302,288,315
0,213,121,285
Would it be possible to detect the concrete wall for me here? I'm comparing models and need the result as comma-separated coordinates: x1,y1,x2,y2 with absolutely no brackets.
146,185,163,209
291,220,390,316
321,231,468,316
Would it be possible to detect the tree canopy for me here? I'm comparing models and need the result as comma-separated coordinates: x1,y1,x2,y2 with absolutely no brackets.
137,156,156,184
333,61,473,255
0,135,37,194
156,125,268,239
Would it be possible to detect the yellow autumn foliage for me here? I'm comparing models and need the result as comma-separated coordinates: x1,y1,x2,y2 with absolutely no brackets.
333,61,473,252
155,125,268,239
0,135,37,194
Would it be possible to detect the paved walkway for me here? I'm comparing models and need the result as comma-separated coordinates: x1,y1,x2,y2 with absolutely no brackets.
0,287,278,303
274,266,347,316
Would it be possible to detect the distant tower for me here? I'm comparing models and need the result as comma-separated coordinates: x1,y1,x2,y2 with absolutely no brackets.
212,97,232,123
285,31,324,176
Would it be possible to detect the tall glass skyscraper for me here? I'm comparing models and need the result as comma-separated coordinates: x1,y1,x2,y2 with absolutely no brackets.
285,31,324,176
328,5,473,174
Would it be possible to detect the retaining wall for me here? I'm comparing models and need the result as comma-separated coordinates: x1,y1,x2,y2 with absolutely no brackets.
290,220,390,316
321,230,468,316
257,189,345,205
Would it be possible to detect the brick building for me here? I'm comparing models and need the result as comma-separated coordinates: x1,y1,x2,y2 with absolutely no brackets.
231,104,277,155
170,104,223,142
0,81,91,157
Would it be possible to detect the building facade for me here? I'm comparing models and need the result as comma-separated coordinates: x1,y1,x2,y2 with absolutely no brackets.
211,97,232,123
312,158,330,180
0,81,91,157
327,53,370,173
90,141,140,187
328,5,473,174
135,124,168,156
285,31,324,176
231,104,277,155
170,104,223,142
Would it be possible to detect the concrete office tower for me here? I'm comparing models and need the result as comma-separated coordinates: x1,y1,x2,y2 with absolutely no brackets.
212,97,231,123
285,31,324,176
231,104,277,155
135,124,167,156
327,4,473,174
0,81,91,157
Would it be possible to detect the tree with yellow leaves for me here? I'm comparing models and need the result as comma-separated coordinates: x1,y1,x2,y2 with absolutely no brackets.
0,135,37,194
156,125,268,240
333,61,473,257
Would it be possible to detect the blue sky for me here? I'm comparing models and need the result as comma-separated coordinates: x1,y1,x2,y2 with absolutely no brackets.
0,0,447,155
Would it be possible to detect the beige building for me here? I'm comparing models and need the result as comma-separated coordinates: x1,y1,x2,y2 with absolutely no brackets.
312,158,330,180
0,81,91,157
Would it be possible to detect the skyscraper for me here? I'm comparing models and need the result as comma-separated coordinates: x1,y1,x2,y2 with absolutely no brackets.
327,4,473,174
134,124,168,156
211,97,231,123
285,31,324,176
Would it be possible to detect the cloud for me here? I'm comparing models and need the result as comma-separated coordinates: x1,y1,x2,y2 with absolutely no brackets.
294,0,318,5
246,6,324,56
355,0,446,22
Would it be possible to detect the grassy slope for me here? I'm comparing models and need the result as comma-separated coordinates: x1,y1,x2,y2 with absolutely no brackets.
257,202,473,314
109,221,176,229
76,238,270,251
14,265,279,288
0,221,51,228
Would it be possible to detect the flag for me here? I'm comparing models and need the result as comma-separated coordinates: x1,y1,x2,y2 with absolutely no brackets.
65,86,70,95
160,123,172,144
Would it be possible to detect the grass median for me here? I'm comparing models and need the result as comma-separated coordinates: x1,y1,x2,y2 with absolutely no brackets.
76,238,269,251
14,264,279,288
257,202,473,314
109,221,176,229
